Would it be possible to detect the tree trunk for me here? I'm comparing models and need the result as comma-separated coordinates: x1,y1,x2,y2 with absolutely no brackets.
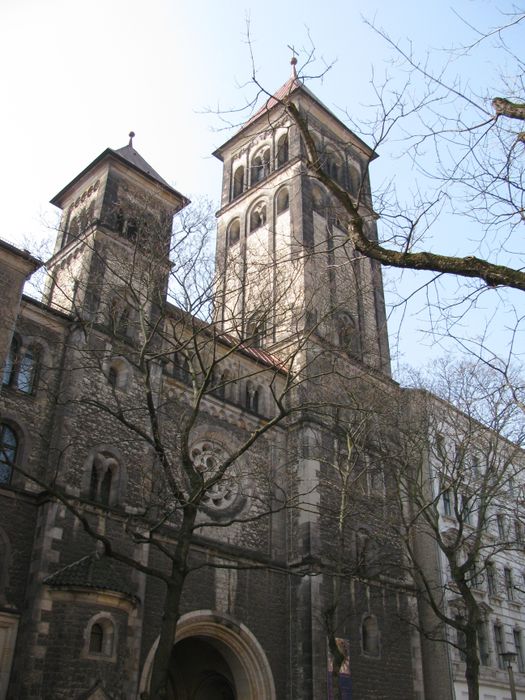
148,506,197,700
149,570,186,700
464,627,480,700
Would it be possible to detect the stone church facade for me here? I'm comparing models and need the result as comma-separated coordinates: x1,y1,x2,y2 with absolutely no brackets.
0,69,425,700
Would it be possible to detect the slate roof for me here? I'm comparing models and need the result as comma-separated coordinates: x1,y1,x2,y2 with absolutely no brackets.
44,553,136,599
113,144,171,188
50,142,189,209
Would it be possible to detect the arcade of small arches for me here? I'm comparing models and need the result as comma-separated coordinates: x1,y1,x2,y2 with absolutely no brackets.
165,352,269,418
226,185,290,247
231,132,290,200
230,126,362,204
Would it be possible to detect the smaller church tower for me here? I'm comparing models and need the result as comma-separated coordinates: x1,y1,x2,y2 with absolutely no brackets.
44,134,189,332
213,60,391,376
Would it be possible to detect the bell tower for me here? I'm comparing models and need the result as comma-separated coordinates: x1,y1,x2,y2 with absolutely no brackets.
213,61,391,376
44,134,189,329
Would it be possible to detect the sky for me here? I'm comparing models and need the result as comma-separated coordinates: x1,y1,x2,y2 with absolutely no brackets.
1,0,522,375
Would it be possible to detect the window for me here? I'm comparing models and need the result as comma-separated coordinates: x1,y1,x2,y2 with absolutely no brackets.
462,494,472,525
85,616,115,658
443,489,452,517
515,520,523,544
106,358,130,391
0,424,18,486
355,529,369,570
251,147,270,184
172,353,191,386
335,314,360,358
514,630,525,673
246,313,266,348
244,382,260,414
89,624,104,653
276,133,289,167
311,185,325,215
275,187,289,214
494,624,505,669
487,562,498,596
361,615,380,656
2,337,40,394
89,451,120,506
109,299,132,338
232,165,245,198
478,623,490,666
497,514,507,540
249,203,266,233
227,219,240,246
505,568,514,601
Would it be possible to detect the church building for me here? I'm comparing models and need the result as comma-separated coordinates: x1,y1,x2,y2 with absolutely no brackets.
0,64,427,699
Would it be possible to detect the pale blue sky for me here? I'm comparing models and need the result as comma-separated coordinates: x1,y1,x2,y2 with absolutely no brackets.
1,0,521,371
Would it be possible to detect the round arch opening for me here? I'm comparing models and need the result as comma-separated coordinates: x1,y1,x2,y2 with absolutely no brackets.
139,611,276,700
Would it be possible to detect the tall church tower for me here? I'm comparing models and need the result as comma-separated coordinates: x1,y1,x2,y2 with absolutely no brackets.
44,135,188,330
213,60,391,376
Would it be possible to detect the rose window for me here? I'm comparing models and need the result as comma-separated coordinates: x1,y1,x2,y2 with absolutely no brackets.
191,441,239,512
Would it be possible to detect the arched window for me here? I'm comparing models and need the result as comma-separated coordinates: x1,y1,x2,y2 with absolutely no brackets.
311,185,326,216
325,148,343,185
227,219,240,246
85,616,116,658
246,313,266,347
173,353,191,385
276,133,289,167
110,299,132,338
336,313,361,358
2,338,40,394
362,615,380,656
2,337,19,387
249,203,267,233
89,451,120,506
251,147,271,185
355,528,369,569
232,165,245,198
276,187,289,215
106,358,131,391
0,424,18,485
68,215,80,241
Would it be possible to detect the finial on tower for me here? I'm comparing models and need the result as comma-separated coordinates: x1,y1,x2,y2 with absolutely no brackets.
288,45,298,78
128,131,135,147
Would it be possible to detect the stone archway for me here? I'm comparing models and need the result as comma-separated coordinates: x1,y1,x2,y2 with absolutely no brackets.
139,611,276,700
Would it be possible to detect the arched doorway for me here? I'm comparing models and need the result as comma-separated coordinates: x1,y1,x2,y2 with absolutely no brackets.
168,637,235,700
140,611,276,700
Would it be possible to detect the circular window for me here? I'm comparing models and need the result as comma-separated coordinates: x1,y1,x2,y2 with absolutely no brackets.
191,441,243,515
